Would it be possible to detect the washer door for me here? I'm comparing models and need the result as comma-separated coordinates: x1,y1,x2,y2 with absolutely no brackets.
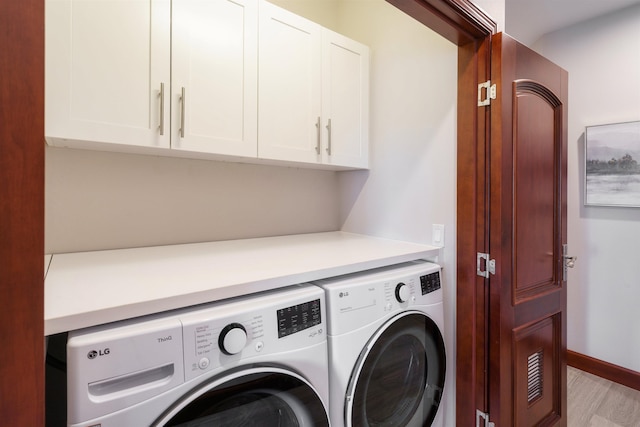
346,312,446,427
153,367,329,427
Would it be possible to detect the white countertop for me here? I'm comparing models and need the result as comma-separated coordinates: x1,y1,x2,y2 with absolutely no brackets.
44,232,439,335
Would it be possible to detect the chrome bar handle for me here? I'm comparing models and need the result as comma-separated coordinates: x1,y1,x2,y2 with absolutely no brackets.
325,118,332,155
158,83,165,136
315,117,321,154
179,87,186,138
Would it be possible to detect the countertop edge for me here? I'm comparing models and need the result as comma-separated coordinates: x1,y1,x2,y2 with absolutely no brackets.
45,232,439,335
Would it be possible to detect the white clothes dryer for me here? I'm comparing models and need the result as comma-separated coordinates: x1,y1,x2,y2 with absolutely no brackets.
313,260,446,427
65,284,329,427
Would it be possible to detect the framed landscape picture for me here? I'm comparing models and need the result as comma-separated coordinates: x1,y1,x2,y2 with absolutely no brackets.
585,120,640,207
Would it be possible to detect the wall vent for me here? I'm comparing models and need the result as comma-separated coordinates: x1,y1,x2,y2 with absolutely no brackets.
527,349,543,403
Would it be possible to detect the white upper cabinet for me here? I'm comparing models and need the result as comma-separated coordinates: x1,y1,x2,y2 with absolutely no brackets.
258,1,369,169
322,30,370,169
46,0,368,169
46,0,171,149
258,2,322,164
171,0,258,157
46,0,257,157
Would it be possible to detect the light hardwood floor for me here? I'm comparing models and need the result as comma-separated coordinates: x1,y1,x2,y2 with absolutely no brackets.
568,366,640,427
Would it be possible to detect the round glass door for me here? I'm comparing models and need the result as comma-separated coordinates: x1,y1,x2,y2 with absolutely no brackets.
153,367,329,427
347,312,446,427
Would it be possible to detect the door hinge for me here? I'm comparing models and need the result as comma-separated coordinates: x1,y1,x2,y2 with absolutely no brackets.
476,409,495,427
478,80,497,106
477,252,495,278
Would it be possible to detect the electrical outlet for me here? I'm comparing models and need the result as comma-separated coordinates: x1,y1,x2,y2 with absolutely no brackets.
432,224,445,247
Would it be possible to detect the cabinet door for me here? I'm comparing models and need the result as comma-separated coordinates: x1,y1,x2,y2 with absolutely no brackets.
172,0,258,157
46,0,170,149
322,30,369,169
258,0,322,164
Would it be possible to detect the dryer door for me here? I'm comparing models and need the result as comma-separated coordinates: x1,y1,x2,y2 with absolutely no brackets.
153,367,329,427
346,312,446,427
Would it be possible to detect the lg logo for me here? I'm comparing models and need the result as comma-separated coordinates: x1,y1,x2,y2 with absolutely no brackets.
87,348,110,359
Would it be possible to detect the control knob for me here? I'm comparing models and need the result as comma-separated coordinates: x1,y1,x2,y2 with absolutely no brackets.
219,323,247,355
395,282,410,303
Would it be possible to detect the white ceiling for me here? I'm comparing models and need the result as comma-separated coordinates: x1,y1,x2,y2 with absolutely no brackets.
505,0,640,45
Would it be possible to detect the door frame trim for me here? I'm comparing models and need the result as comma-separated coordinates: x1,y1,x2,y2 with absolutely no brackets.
385,1,496,425
0,0,45,425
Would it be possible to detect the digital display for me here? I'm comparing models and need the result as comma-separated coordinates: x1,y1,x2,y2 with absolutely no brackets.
420,272,441,295
277,299,321,338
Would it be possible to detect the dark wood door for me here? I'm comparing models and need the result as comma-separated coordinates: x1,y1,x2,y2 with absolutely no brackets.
487,33,568,427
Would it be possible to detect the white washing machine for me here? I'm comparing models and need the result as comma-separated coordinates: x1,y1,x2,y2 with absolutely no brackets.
313,260,447,427
64,284,330,426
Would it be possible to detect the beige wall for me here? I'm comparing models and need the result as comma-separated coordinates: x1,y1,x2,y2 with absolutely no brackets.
267,0,340,30
45,148,340,253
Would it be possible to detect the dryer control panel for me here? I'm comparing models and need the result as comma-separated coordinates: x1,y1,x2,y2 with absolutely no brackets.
314,260,442,336
420,271,441,295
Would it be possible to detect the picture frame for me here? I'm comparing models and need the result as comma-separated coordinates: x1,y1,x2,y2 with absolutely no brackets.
585,120,640,207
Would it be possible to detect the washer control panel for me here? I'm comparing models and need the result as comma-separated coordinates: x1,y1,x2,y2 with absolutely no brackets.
181,286,326,381
277,298,322,338
186,314,266,377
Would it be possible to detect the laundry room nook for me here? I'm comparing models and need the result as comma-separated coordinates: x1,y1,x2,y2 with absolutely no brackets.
8,0,640,424
43,0,463,425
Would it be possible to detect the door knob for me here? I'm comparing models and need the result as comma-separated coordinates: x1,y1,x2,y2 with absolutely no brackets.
562,244,576,281
564,255,577,269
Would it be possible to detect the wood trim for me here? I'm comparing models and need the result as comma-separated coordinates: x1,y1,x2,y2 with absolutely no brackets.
568,350,640,392
455,35,492,427
386,0,496,44
0,0,45,425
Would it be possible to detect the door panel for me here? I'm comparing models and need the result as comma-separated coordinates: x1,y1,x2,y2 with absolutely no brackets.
489,33,568,427
45,0,170,148
322,30,369,168
172,0,258,156
258,0,322,163
513,314,562,426
513,80,563,303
